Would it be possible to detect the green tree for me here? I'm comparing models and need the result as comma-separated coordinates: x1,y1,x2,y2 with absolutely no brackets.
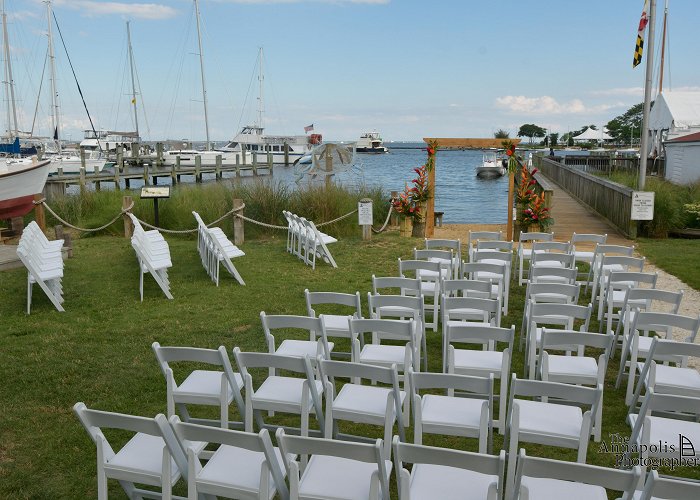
517,124,547,144
606,102,645,146
494,129,510,139
549,133,559,146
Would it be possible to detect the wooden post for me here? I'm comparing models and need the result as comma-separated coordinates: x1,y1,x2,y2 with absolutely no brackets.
94,166,101,191
216,155,222,179
11,216,24,237
233,198,244,245
426,156,436,238
253,154,258,176
54,224,64,241
284,142,289,166
79,167,86,193
235,155,241,179
325,148,333,189
123,196,133,238
113,163,120,190
267,152,273,172
34,194,46,231
507,171,514,241
195,155,202,183
63,232,73,258
117,146,124,172
242,147,247,165
359,199,373,241
390,190,399,227
156,142,163,167
143,162,150,186
176,155,181,183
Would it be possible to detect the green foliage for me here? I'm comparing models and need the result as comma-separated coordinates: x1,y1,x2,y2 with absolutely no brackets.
494,129,510,139
517,124,547,143
549,132,559,146
606,102,645,145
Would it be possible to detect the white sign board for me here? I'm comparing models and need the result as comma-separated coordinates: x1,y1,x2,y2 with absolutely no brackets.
631,191,655,220
358,201,373,226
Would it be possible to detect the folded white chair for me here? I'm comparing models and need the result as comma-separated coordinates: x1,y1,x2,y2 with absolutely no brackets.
276,429,392,500
17,222,65,313
410,370,493,453
261,312,333,362
170,417,290,500
446,324,515,433
510,449,640,500
152,342,245,429
319,358,406,457
301,218,337,269
73,402,203,500
127,212,173,300
232,348,325,437
393,437,505,500
192,211,245,286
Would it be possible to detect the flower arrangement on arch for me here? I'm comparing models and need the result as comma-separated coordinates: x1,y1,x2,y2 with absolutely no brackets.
515,162,539,207
519,192,553,231
392,153,433,222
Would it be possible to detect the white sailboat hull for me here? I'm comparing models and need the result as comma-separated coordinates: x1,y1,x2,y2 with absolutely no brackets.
0,159,50,218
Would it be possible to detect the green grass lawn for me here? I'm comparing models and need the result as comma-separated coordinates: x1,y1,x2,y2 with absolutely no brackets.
1,232,698,498
637,238,700,291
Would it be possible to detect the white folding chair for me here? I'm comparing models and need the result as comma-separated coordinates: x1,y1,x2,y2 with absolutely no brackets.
446,324,515,433
467,230,503,262
302,219,337,269
232,348,325,437
598,271,657,333
152,342,245,429
628,338,700,411
528,265,578,285
510,449,640,500
393,438,505,500
472,249,512,315
305,289,362,358
260,312,333,362
127,213,173,301
462,261,507,315
192,211,245,286
592,255,645,313
414,248,455,280
538,329,613,441
350,318,420,378
73,402,201,500
17,222,65,313
276,429,392,500
516,231,554,285
636,470,700,500
504,376,602,498
170,416,290,500
520,282,580,335
410,370,493,453
398,259,441,332
571,232,607,285
319,358,406,457
588,245,637,299
425,238,462,277
616,311,700,405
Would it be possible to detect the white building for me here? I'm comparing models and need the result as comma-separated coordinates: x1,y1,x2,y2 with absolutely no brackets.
663,131,700,185
648,91,700,156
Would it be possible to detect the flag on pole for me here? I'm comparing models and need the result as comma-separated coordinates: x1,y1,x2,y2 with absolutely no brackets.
633,0,650,68
304,124,314,133
131,98,136,104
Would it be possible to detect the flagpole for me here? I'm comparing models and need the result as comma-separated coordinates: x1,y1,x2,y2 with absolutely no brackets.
638,0,656,190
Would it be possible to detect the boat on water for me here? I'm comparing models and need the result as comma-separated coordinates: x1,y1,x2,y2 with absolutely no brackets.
356,132,388,154
476,151,507,178
160,149,242,167
219,126,321,165
0,158,50,219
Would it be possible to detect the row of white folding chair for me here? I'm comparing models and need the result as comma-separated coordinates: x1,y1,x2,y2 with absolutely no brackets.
570,232,608,286
470,250,512,314
516,231,554,285
127,212,173,300
520,282,581,334
592,255,646,316
283,211,338,269
305,289,363,358
398,258,441,331
615,310,700,405
424,237,462,277
588,243,636,298
17,221,65,313
597,271,658,333
192,211,245,286
467,230,503,262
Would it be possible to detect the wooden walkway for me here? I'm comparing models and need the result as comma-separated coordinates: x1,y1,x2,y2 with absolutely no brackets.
0,245,22,271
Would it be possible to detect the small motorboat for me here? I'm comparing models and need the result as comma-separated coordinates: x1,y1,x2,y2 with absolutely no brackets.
476,151,506,178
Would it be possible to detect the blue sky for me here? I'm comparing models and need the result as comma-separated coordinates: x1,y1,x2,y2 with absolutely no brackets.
4,0,699,142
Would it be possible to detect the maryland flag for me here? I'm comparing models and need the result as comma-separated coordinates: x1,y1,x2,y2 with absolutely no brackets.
633,0,650,68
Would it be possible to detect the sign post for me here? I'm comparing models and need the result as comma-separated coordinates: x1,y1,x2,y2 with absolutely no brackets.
631,191,655,221
358,199,373,241
140,186,171,228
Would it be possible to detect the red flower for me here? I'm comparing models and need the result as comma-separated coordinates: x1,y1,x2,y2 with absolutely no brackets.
427,147,435,155
531,168,539,175
506,149,513,156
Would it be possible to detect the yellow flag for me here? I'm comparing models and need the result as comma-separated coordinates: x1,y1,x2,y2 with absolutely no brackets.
633,0,650,68
131,98,136,104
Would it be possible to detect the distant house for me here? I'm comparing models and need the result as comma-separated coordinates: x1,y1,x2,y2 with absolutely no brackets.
663,131,700,184
648,91,700,157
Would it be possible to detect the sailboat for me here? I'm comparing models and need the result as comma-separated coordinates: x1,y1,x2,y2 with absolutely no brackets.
218,47,321,164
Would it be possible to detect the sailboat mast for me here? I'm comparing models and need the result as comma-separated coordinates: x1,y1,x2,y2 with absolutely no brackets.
658,0,668,93
193,0,210,151
126,21,139,139
257,47,264,129
2,0,18,138
638,0,656,190
46,0,59,149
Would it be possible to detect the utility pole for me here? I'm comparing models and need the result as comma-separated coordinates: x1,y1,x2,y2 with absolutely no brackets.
638,0,656,190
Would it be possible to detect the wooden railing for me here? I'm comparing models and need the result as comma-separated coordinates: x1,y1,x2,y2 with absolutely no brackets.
534,155,637,238
556,154,665,178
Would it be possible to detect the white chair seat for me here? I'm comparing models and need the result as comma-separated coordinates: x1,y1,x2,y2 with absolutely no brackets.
421,394,483,432
298,454,392,500
377,305,417,318
275,339,334,359
196,443,287,497
532,260,566,269
648,364,700,393
359,344,407,367
520,476,607,500
419,281,436,294
252,376,324,412
409,463,498,500
332,384,405,424
321,314,353,335
516,400,583,440
546,356,599,381
574,251,595,261
173,369,243,404
453,349,503,374
628,414,700,456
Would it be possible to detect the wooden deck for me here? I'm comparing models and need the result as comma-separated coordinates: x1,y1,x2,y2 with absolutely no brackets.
0,245,22,271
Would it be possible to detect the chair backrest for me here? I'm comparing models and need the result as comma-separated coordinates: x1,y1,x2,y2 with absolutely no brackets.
512,450,640,499
607,271,658,289
476,240,513,252
349,317,416,344
410,370,493,397
518,231,554,244
472,250,511,266
276,428,389,500
152,342,240,393
320,358,400,387
525,282,580,304
413,248,453,262
372,275,422,296
393,438,505,499
624,288,683,314
631,311,700,343
601,255,645,272
304,289,362,319
528,301,592,331
398,258,442,279
443,296,501,326
191,210,206,229
425,238,461,261
528,265,578,285
530,251,576,268
638,470,700,500
532,240,571,253
468,231,503,260
590,243,635,272
441,278,492,297
232,347,316,380
368,293,423,322
642,337,700,378
629,389,700,451
539,329,614,360
170,416,289,499
462,262,507,281
447,324,515,351
571,232,607,246
509,374,601,407
260,312,331,358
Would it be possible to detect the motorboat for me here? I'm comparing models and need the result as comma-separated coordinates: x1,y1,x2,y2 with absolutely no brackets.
219,126,321,165
159,149,242,167
476,151,507,178
356,132,388,154
0,158,50,219
47,150,109,175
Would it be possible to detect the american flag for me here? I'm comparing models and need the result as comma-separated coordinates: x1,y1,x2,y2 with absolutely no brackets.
304,124,314,133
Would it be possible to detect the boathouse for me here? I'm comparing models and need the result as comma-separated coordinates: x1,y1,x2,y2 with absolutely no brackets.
648,91,700,156
663,131,700,184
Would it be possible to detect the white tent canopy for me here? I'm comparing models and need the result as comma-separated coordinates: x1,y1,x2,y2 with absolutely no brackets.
572,128,612,141
649,91,700,131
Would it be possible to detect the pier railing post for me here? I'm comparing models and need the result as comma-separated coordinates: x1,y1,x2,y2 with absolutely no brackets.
195,155,202,183
176,156,181,183
284,142,289,166
253,153,258,176
123,196,133,238
390,191,399,227
117,146,124,171
216,155,222,179
34,194,46,231
233,198,244,245
156,142,163,167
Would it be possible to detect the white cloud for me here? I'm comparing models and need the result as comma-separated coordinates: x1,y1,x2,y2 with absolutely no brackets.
589,87,644,97
52,1,177,20
494,95,624,115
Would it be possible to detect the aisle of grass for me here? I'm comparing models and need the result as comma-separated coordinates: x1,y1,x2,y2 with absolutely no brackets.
637,238,700,291
1,232,698,498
